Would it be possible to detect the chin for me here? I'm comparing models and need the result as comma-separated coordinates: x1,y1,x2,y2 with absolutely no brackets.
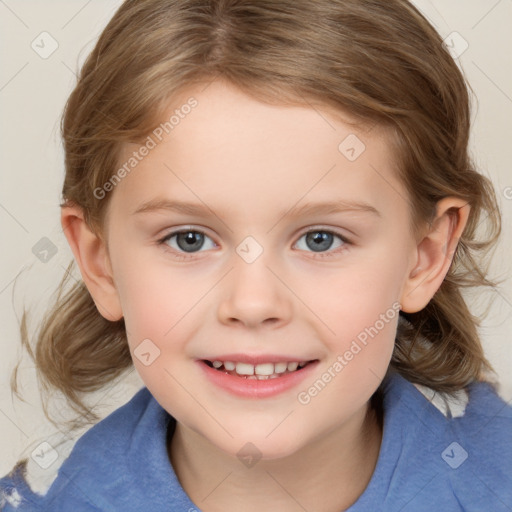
218,431,306,463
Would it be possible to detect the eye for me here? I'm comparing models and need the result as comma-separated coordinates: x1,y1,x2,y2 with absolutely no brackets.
157,227,351,260
158,228,216,258
294,229,350,256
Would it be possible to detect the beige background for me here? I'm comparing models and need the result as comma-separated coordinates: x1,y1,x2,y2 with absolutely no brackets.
1,0,511,479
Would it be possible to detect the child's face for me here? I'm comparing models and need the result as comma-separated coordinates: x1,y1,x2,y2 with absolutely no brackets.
103,79,419,459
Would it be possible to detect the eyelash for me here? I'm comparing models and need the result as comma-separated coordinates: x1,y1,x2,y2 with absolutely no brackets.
156,227,352,261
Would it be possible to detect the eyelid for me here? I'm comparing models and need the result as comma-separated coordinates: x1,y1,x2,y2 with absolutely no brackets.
158,225,352,243
158,225,216,242
295,225,352,242
157,226,218,259
157,225,353,260
292,226,353,258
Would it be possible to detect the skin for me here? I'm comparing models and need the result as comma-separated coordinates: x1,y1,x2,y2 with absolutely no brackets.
62,78,470,511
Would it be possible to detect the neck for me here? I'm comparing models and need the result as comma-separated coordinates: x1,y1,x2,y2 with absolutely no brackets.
167,399,383,512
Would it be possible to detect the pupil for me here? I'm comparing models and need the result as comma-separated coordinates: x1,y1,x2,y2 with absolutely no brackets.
177,231,204,252
306,231,332,252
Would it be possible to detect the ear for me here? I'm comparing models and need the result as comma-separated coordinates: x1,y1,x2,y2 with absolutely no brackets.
400,197,470,313
61,204,123,321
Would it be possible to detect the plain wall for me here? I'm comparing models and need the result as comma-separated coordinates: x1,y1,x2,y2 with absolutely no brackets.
1,0,511,478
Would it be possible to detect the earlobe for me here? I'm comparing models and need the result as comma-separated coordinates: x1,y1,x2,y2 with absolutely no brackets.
61,205,123,321
400,198,470,313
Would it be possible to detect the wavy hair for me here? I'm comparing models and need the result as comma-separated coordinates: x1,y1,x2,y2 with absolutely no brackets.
12,0,501,427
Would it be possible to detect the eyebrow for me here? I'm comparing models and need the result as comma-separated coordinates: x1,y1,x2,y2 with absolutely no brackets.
132,198,381,219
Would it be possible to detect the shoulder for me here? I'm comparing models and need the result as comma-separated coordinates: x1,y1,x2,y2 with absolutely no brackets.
0,386,159,511
380,372,512,510
1,460,41,511
447,378,512,508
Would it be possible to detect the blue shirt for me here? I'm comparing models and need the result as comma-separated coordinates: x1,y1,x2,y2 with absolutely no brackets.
1,372,511,511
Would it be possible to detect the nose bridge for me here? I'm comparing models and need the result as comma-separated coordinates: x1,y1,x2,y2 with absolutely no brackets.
217,243,292,328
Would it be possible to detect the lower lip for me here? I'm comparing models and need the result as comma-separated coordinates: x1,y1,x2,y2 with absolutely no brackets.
197,360,319,399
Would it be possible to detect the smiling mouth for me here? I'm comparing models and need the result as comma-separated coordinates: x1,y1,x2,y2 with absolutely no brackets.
202,359,317,380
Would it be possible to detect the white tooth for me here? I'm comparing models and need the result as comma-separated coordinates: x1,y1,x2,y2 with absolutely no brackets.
236,362,254,375
298,361,307,368
212,360,223,368
256,375,269,380
255,363,274,376
269,374,279,379
274,362,288,373
224,361,236,371
287,362,299,372
247,375,257,380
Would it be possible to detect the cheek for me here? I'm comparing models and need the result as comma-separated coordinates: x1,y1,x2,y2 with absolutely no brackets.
304,252,406,336
296,308,399,423
297,246,406,383
113,252,206,340
113,258,204,405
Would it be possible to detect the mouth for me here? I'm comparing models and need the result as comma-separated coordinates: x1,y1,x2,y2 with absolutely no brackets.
202,359,318,380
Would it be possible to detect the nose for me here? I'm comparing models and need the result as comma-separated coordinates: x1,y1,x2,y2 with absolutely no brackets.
217,254,293,329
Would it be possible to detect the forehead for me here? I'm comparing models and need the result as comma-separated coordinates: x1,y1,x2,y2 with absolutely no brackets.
109,80,408,223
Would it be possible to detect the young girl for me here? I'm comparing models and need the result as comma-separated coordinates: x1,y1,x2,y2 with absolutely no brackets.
1,0,511,510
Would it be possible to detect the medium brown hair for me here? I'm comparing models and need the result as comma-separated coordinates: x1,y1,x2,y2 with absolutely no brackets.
12,0,501,427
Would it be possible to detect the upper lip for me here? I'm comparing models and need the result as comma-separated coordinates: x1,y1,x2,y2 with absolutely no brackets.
199,354,317,365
